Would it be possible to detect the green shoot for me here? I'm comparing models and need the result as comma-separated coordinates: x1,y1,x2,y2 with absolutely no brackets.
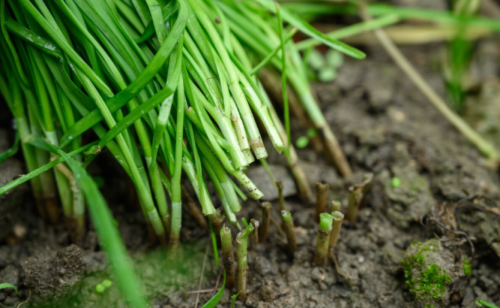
201,271,226,308
230,291,242,308
0,283,17,294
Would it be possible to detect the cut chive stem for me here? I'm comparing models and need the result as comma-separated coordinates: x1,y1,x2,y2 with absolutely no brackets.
251,219,259,245
329,211,344,249
259,202,272,243
314,213,333,266
221,226,236,289
281,210,297,257
314,182,330,222
345,173,373,223
235,223,255,300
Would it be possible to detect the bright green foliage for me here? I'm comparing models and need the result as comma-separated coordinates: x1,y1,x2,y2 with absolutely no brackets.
463,259,472,276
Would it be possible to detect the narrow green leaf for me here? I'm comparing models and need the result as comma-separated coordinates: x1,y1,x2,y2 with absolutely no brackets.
201,271,225,308
254,0,365,59
0,283,17,294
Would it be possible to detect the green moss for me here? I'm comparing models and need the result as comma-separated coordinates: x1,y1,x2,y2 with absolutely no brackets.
415,264,451,299
463,259,472,276
401,241,451,304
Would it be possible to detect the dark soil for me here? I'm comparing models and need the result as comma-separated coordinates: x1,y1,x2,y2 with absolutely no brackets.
2,25,500,308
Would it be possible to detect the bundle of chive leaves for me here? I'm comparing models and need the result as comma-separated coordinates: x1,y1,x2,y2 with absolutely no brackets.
0,0,365,306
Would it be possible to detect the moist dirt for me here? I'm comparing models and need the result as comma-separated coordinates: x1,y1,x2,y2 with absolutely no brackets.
1,36,500,308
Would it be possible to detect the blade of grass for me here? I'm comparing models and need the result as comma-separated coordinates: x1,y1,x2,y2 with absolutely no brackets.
254,0,365,59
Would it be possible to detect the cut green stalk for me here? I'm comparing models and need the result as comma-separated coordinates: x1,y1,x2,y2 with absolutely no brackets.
221,226,235,289
344,173,373,223
281,210,297,257
235,223,255,300
329,211,344,249
314,182,329,222
259,202,272,243
314,213,332,265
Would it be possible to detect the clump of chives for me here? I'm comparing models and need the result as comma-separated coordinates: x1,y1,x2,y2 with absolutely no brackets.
314,213,333,266
314,182,330,222
235,222,255,300
221,226,236,289
281,210,297,257
259,202,272,243
329,211,344,249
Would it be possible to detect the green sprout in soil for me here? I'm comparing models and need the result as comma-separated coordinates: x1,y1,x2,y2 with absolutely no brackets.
463,258,472,276
230,291,242,308
0,283,17,294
